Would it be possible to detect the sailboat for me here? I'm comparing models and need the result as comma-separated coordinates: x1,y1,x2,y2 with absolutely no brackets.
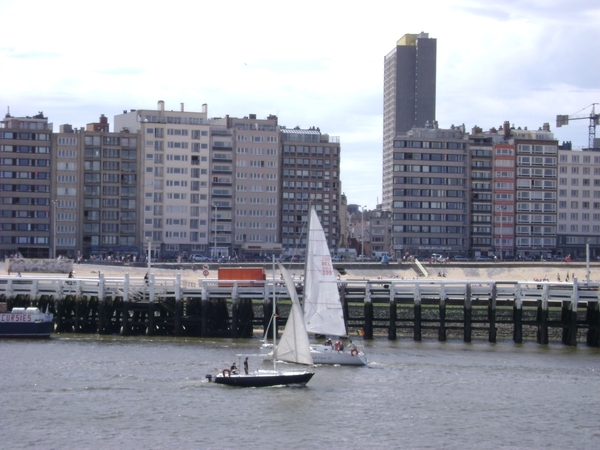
303,208,368,366
210,262,314,387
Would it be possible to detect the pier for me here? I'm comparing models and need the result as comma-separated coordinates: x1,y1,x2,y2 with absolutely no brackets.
0,274,598,346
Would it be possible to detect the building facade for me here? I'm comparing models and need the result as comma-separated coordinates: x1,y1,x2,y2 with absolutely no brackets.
390,124,469,259
383,32,437,209
114,101,212,260
280,128,342,254
557,146,600,259
1,113,53,258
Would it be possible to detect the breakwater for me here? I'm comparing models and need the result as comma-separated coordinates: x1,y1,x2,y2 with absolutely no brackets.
0,274,598,346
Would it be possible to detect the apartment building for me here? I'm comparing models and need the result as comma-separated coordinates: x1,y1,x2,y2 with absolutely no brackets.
0,113,53,258
114,101,211,260
513,125,558,258
390,124,469,258
557,146,600,258
469,122,520,259
280,128,342,253
383,32,437,209
212,114,281,259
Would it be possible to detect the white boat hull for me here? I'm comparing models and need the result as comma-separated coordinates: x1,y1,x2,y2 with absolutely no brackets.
310,344,367,366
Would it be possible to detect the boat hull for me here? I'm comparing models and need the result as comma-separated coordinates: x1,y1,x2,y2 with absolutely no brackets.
212,370,314,388
310,345,368,366
0,309,53,338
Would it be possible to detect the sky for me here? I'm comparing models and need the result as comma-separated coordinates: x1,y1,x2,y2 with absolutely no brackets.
1,0,599,210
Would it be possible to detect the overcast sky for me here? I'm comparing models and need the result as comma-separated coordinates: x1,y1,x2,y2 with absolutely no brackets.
1,0,599,210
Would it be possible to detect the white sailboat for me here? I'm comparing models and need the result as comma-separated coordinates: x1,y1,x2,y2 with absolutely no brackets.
304,208,368,366
211,262,314,387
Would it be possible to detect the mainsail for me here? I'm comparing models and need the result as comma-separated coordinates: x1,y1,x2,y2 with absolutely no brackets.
275,263,314,366
303,208,347,337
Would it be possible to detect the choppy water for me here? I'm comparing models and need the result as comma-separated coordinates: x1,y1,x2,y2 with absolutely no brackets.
1,335,599,449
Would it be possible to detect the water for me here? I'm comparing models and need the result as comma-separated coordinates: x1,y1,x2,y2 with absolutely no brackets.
1,336,599,449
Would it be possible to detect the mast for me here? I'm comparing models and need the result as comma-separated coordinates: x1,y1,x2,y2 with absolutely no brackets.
272,255,277,372
302,205,313,313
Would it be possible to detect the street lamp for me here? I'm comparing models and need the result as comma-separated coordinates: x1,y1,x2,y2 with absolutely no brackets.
145,237,151,273
212,203,218,260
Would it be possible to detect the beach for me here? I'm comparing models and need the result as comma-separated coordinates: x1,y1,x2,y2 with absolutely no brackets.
2,259,597,284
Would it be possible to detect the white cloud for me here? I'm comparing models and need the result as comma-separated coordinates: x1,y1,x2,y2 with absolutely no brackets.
1,0,599,209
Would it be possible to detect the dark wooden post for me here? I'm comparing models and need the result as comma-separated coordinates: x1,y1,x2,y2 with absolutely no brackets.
201,280,209,337
464,284,472,343
231,283,240,338
489,283,497,343
388,286,397,340
121,300,130,335
537,298,548,345
439,285,447,342
414,283,422,341
586,301,599,347
147,302,155,336
364,282,373,340
513,298,523,344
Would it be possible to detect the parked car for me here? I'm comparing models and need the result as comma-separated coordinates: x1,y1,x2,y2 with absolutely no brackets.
475,256,493,262
331,255,343,262
356,255,370,262
453,255,469,261
190,254,210,262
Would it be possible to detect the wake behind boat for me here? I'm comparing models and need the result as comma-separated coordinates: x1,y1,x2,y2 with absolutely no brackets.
0,305,53,338
209,261,314,388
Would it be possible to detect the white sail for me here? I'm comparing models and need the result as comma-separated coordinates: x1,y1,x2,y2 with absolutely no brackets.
275,263,314,366
303,208,347,337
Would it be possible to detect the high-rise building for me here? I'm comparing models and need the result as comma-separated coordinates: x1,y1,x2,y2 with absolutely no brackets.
213,114,281,259
513,125,558,258
557,145,600,259
389,125,470,258
280,128,342,253
383,32,437,209
1,112,53,258
114,101,211,260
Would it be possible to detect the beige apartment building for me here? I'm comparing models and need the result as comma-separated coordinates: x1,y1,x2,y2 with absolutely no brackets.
211,114,281,259
53,119,142,260
557,146,600,259
513,125,558,259
114,101,211,260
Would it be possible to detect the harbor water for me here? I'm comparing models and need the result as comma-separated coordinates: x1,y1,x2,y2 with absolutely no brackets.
1,336,599,449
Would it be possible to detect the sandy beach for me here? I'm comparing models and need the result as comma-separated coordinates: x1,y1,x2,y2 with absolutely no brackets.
2,260,598,284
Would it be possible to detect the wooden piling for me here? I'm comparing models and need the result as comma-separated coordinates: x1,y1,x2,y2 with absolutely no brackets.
414,283,422,341
464,284,472,343
537,300,549,345
586,301,599,347
363,283,373,340
513,302,523,344
388,290,397,341
488,284,497,343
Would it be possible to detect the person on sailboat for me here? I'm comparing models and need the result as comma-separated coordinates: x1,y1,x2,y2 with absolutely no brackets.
347,340,357,350
230,362,239,375
324,338,333,347
243,357,249,375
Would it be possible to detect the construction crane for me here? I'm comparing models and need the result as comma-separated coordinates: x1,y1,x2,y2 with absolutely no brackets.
556,103,600,149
